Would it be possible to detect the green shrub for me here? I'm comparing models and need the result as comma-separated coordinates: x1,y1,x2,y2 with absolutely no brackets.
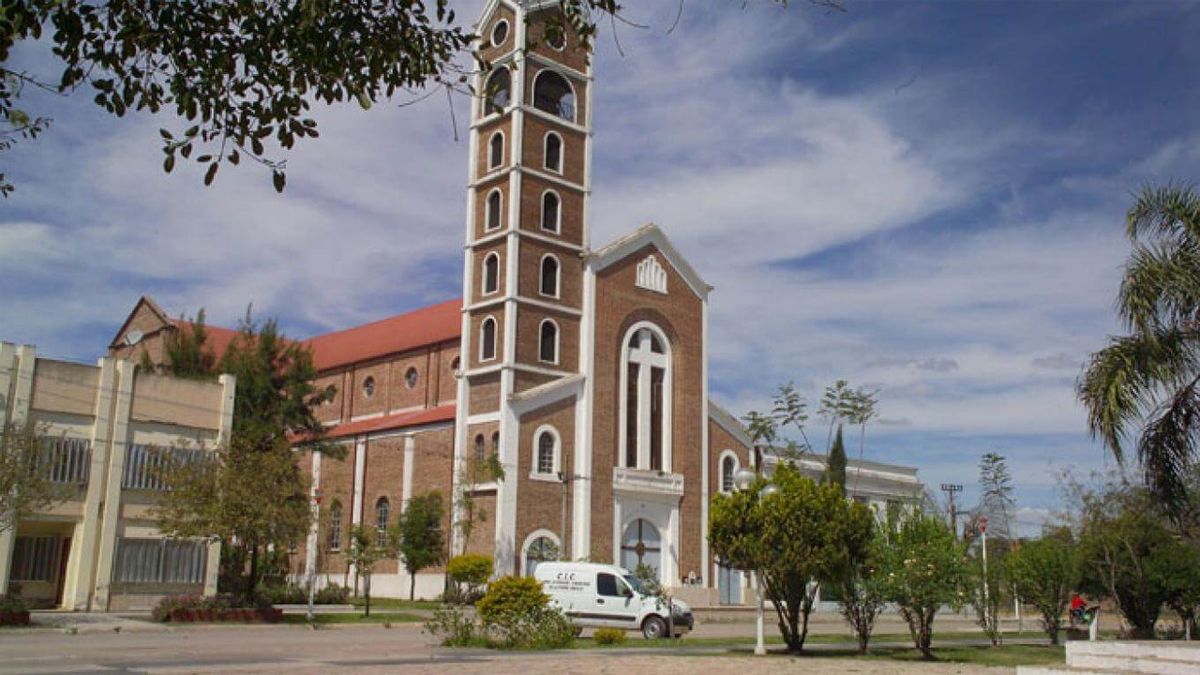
150,593,275,622
447,554,492,604
424,605,487,647
314,583,349,604
457,575,574,649
593,627,626,645
0,595,28,613
477,576,549,626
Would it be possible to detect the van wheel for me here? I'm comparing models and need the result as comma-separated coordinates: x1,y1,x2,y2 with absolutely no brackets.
642,615,668,639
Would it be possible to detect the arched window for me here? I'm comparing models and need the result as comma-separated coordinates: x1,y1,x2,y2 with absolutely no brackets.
491,431,500,455
485,189,502,230
541,191,560,232
538,319,558,364
480,316,497,361
484,67,511,116
362,376,375,398
482,252,500,295
620,324,671,471
620,519,661,582
534,426,559,475
544,132,563,173
375,497,390,547
474,434,486,463
539,255,559,297
533,70,575,121
451,356,460,372
523,535,559,577
720,453,738,494
405,367,419,389
328,501,343,551
488,132,504,170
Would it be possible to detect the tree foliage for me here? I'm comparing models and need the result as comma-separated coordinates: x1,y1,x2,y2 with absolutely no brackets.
394,490,445,601
346,523,385,616
0,422,75,534
977,452,1015,541
709,463,873,652
153,307,333,596
158,311,217,380
154,435,311,595
1006,530,1081,645
0,1,842,195
835,519,888,654
879,510,968,659
826,424,847,492
454,450,503,553
1073,477,1178,638
1079,183,1200,516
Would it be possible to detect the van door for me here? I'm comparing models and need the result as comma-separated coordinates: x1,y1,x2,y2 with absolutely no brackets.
592,572,639,628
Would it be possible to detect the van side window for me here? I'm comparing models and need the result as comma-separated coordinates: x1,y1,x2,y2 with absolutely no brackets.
597,573,622,597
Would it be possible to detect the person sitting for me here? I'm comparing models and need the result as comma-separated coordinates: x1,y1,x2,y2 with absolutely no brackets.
1069,592,1086,626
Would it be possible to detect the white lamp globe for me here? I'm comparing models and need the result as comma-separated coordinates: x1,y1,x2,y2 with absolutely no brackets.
733,468,756,492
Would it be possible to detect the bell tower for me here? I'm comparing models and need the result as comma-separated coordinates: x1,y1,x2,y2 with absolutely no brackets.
454,0,593,573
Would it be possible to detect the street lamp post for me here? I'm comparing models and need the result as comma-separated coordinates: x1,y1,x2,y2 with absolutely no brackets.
733,467,776,656
307,488,322,624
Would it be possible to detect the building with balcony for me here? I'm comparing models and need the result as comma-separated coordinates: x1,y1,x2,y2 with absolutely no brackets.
0,342,234,611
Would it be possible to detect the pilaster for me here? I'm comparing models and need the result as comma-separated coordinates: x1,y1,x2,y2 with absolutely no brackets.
91,358,136,611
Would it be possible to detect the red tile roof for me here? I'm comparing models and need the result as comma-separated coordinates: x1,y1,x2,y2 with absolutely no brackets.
312,404,457,441
174,320,241,363
305,299,462,371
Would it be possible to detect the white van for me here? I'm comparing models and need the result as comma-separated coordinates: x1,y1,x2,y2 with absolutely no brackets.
533,562,694,639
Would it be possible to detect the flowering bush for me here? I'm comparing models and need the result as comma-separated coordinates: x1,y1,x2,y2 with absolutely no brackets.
151,593,277,622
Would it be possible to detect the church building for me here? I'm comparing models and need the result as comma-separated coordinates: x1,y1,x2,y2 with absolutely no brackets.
107,0,923,604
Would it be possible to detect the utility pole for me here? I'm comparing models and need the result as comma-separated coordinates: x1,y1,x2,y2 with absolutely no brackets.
941,483,963,539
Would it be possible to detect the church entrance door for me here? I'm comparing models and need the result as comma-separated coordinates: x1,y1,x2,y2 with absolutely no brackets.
619,519,661,582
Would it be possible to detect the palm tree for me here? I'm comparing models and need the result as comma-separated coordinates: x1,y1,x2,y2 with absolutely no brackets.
1079,183,1200,517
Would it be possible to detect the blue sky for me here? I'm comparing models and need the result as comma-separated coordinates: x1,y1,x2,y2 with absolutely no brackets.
3,0,1199,533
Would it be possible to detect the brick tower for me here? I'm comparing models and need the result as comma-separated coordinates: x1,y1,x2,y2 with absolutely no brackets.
454,0,593,574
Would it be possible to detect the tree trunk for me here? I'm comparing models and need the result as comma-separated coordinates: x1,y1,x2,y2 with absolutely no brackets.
919,607,936,659
248,543,260,598
409,569,416,601
364,575,371,617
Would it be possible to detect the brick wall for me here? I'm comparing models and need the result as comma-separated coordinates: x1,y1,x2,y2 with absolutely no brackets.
515,395,577,572
590,245,705,580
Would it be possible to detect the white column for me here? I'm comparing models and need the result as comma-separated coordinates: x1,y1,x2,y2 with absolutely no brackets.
304,451,322,582
0,343,33,595
92,358,136,611
348,436,367,586
401,434,415,512
68,357,117,610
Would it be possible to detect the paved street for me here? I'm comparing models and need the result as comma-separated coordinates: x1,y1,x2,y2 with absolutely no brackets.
0,613,1059,675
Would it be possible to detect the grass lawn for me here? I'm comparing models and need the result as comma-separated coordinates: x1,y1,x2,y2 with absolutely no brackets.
279,611,426,626
577,637,1064,667
573,630,1060,650
348,597,441,611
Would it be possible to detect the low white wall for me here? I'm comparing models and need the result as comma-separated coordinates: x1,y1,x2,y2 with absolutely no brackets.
293,571,446,601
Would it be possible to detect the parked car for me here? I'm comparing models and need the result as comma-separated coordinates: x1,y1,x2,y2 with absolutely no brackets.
533,561,694,639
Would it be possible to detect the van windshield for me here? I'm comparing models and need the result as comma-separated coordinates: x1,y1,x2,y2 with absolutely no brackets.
622,575,645,595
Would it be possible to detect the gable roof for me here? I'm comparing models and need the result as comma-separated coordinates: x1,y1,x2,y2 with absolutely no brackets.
305,298,462,371
588,223,712,300
108,295,173,348
708,399,753,448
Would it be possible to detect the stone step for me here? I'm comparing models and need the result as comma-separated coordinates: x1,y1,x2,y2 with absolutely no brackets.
1062,641,1200,675
1017,667,1129,675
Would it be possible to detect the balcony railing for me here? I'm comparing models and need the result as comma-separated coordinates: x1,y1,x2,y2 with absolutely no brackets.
122,444,207,491
38,436,91,485
613,466,684,498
